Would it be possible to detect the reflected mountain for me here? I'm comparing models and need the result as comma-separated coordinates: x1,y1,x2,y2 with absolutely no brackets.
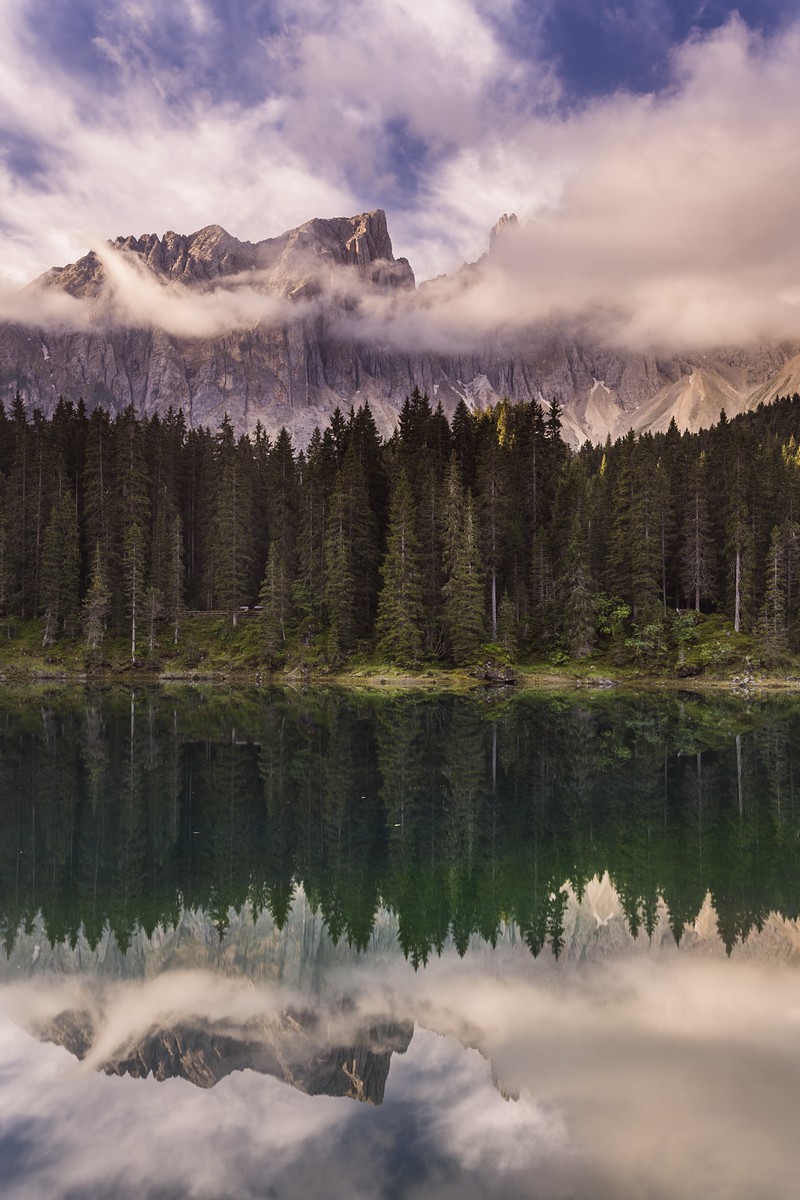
36,1005,412,1101
7,870,800,1105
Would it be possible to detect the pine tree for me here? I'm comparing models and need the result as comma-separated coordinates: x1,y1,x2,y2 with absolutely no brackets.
443,493,486,663
553,458,596,657
184,427,215,607
727,497,755,634
83,407,115,603
165,514,185,644
209,418,255,622
451,399,477,484
681,452,714,612
259,544,292,667
41,492,80,645
324,486,356,661
113,407,151,635
264,427,298,630
336,443,378,639
82,544,111,654
294,427,336,628
497,591,518,657
375,470,424,665
476,410,512,639
757,526,788,665
5,395,32,616
122,522,146,663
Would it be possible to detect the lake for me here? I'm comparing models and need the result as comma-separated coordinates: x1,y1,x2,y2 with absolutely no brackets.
1,685,800,1199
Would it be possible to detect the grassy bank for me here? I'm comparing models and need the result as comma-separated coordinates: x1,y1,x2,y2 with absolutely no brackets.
0,609,797,692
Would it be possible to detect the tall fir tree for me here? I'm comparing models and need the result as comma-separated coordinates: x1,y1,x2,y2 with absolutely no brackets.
757,526,788,665
375,469,424,665
82,544,111,653
324,485,356,661
41,491,80,645
443,492,486,663
209,418,255,622
680,452,714,612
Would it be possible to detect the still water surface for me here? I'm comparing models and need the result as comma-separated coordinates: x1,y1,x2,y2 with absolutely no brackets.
1,687,800,1198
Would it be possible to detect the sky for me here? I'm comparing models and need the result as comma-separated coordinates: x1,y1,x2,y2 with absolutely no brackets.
1,0,800,348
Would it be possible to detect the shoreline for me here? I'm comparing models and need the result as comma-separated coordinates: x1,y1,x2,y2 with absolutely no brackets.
0,662,794,695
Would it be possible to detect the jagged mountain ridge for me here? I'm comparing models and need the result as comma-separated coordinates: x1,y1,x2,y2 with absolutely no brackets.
2,208,799,445
38,1009,412,1102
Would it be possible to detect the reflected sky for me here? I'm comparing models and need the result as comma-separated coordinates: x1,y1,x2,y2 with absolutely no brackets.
2,881,800,1199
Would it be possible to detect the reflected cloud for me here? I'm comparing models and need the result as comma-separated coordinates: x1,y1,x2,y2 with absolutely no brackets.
3,941,800,1198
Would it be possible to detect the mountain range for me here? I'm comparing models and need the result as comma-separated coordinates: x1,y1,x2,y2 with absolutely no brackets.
2,208,800,446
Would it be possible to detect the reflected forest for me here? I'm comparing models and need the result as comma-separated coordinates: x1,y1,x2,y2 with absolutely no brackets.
2,689,800,966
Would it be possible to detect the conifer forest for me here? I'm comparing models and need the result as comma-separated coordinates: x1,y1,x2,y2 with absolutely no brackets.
2,387,800,669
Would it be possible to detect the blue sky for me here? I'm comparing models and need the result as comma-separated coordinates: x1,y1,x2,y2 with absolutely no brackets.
1,0,800,346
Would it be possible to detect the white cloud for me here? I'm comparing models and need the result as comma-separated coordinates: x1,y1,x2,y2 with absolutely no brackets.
2,5,800,354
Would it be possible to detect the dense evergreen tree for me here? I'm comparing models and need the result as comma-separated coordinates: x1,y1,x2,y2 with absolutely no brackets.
82,543,111,653
259,545,292,666
443,492,486,663
209,418,255,621
375,469,424,664
680,452,714,612
324,484,356,661
3,390,800,666
757,526,788,665
41,491,80,644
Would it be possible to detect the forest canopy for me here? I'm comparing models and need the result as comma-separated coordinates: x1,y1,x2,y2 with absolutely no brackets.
1,388,800,669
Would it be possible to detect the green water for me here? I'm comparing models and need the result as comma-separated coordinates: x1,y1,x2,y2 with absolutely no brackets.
2,686,799,959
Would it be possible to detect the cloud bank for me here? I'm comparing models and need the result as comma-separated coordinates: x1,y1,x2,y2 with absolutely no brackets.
3,948,800,1199
2,6,800,351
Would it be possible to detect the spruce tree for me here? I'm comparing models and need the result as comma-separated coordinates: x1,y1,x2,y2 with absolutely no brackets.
757,526,788,665
122,522,146,663
165,514,185,644
209,418,255,622
83,407,115,603
727,497,755,634
443,492,486,663
41,492,80,645
336,443,378,639
375,470,424,665
294,427,336,628
324,486,356,661
476,409,512,639
5,395,32,616
82,544,111,654
259,545,292,667
681,452,714,612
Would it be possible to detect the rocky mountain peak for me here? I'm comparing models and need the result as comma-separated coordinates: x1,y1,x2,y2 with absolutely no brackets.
489,212,518,252
266,208,414,290
3,207,798,447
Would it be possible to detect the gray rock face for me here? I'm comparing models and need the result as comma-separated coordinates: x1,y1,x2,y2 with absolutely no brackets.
2,208,799,446
38,1009,412,1102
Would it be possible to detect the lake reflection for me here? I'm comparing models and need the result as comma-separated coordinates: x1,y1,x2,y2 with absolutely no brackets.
2,686,800,1199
